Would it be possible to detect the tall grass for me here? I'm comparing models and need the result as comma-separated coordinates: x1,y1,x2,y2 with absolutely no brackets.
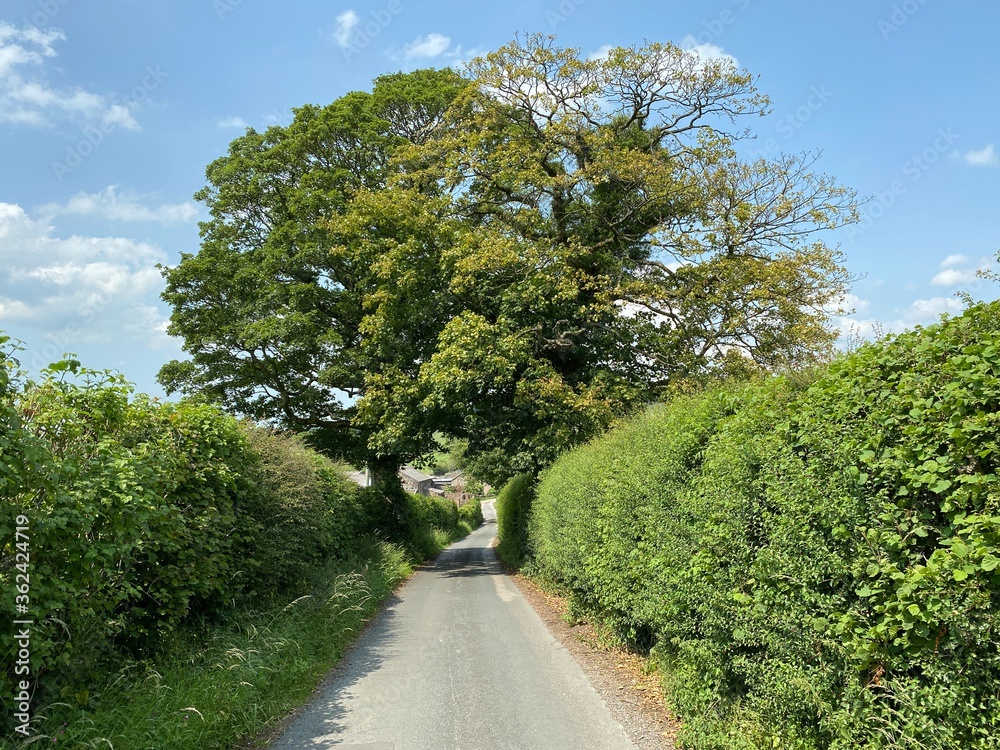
4,541,410,750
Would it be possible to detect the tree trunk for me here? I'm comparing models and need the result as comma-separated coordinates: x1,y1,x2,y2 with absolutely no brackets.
368,455,403,492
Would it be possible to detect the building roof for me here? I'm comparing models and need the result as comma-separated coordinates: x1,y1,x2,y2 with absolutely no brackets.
399,465,434,483
430,469,464,486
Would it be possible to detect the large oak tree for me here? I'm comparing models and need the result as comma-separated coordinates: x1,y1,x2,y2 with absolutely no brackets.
159,68,468,476
350,36,858,479
160,36,858,483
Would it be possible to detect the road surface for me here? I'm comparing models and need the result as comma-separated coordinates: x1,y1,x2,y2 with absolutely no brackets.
271,501,640,750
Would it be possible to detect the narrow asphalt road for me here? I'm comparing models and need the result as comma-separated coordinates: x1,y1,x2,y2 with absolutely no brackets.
270,501,640,750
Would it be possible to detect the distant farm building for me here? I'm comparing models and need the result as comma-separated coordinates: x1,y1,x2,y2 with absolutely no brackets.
345,466,475,505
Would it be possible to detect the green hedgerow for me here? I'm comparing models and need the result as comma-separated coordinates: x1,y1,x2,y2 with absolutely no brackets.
496,473,535,569
530,302,1000,749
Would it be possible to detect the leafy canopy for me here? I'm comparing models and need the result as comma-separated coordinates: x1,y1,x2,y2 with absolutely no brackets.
159,36,858,479
159,68,468,468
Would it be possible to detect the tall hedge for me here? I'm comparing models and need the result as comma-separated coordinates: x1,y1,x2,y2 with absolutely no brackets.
531,302,1000,749
1,366,261,708
496,473,535,568
0,353,447,727
239,428,367,596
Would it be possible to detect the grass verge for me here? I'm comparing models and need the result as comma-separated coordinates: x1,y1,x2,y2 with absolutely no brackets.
3,531,467,750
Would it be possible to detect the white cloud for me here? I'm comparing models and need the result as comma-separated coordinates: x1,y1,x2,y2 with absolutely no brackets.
0,22,62,76
388,35,479,67
835,315,884,343
334,10,360,48
263,111,291,126
443,45,487,71
0,23,145,130
216,115,249,129
38,187,199,224
403,33,451,59
841,293,870,313
940,253,969,269
589,44,615,61
101,103,141,131
930,255,996,287
825,292,869,320
963,143,998,167
931,267,978,286
900,296,964,324
0,202,170,349
679,35,739,68
834,294,966,346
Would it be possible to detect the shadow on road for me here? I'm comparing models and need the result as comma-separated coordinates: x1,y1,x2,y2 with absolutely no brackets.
435,552,495,579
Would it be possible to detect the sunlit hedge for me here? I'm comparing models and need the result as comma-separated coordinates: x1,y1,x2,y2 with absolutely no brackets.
0,346,468,729
239,427,368,596
531,302,1000,749
1,363,254,703
458,497,483,529
496,473,535,568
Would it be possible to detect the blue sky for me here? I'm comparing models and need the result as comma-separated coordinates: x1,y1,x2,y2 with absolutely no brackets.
1,0,997,397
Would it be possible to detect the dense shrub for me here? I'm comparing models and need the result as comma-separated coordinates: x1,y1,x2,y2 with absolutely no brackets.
496,473,535,568
409,492,460,531
0,539,413,750
1,364,258,710
238,428,366,596
0,349,473,734
386,492,459,559
531,302,1000,749
458,498,483,528
0,339,39,506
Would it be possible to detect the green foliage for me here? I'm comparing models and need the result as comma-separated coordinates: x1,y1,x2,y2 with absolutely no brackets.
531,392,735,647
403,35,857,472
0,540,412,750
1,363,258,711
0,344,475,740
408,492,460,533
237,427,368,597
161,35,857,485
390,492,464,559
530,302,1000,749
0,340,40,503
458,498,483,529
158,68,470,469
464,447,535,487
496,474,536,569
414,433,468,476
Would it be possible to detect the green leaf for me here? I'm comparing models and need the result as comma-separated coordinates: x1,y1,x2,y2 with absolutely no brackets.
930,479,953,494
